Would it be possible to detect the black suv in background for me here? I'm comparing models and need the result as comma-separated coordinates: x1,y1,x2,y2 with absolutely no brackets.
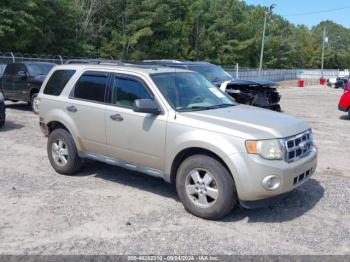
0,62,55,114
142,60,281,111
0,91,5,128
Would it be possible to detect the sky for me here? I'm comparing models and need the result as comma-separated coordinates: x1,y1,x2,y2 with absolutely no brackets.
245,0,350,28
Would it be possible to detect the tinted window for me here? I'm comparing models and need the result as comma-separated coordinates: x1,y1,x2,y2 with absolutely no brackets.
3,64,15,75
27,63,55,77
73,71,108,102
4,64,24,76
44,70,75,96
112,77,152,107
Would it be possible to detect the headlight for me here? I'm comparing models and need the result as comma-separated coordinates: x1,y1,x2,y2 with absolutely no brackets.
245,139,284,160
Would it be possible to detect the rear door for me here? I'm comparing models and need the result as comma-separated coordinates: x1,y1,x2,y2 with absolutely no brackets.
66,70,109,155
105,73,167,170
1,64,16,99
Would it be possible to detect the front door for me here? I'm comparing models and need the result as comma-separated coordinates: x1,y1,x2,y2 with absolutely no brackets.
12,64,29,101
105,73,167,171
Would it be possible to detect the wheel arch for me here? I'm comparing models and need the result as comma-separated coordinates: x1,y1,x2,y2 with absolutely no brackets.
169,147,233,184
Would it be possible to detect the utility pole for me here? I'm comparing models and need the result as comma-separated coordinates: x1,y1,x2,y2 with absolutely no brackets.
321,27,327,78
259,4,276,76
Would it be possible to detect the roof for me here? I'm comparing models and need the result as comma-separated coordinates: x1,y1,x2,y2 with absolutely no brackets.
53,63,192,75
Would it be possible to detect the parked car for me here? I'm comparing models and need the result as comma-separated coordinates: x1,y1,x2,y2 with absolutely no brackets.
338,89,350,119
0,62,56,114
142,60,281,111
0,64,6,78
38,63,317,219
327,76,349,89
0,91,5,128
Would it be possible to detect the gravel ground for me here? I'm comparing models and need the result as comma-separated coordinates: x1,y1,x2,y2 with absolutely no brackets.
0,85,349,255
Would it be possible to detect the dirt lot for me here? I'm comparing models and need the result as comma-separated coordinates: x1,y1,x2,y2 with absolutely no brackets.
0,86,349,255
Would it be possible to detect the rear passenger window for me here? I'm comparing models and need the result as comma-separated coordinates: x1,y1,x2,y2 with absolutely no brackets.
44,70,75,96
73,71,108,102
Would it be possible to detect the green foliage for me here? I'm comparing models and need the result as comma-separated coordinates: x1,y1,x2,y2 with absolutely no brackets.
0,0,349,69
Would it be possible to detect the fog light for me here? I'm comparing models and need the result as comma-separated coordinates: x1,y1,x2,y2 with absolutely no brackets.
262,175,281,191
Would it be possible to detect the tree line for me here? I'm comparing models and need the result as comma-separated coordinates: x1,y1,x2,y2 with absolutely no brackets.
1,0,350,69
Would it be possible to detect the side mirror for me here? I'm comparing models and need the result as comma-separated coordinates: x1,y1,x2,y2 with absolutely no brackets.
18,71,28,79
133,99,161,115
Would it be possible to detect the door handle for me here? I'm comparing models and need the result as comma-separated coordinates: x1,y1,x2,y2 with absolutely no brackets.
110,113,124,122
66,105,77,113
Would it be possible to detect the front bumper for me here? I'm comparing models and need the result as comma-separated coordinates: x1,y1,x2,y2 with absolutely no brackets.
39,119,49,136
224,146,318,204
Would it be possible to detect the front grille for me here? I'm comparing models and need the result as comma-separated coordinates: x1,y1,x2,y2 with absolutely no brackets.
284,130,313,163
293,168,313,185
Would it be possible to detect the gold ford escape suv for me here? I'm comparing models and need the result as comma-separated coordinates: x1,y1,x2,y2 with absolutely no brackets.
38,63,317,219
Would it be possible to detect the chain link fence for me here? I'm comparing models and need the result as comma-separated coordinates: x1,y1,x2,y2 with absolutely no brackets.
0,51,343,83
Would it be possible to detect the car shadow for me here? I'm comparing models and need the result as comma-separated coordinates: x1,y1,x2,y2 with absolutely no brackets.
5,102,31,112
0,120,24,131
74,161,324,223
76,161,177,199
222,178,324,223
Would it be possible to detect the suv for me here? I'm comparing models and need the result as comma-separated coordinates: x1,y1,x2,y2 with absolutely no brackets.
0,62,56,114
142,60,281,111
0,91,5,128
38,64,317,219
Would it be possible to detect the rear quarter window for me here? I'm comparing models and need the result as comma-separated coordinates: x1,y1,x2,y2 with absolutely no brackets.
43,70,76,96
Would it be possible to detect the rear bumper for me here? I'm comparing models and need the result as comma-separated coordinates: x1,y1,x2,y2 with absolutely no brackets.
39,119,49,136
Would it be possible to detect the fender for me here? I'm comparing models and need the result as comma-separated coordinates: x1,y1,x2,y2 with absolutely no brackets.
165,128,244,181
44,108,84,151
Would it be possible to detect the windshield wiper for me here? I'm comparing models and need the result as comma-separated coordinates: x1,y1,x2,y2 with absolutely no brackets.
179,104,234,112
206,104,234,109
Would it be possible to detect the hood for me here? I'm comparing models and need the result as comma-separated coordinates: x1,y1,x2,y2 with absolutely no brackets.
28,74,47,84
178,105,310,140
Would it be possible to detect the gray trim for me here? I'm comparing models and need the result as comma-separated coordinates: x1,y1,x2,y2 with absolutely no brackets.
79,151,170,182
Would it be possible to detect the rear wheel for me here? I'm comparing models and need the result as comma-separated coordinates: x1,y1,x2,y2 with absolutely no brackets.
30,93,40,114
0,100,5,128
47,128,82,175
176,155,237,220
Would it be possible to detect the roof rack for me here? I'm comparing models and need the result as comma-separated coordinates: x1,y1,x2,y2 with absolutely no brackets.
65,59,123,65
143,59,183,64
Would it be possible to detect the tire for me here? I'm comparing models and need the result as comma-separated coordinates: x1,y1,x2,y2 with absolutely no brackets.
176,154,237,220
30,93,39,114
47,128,82,175
0,100,5,128
348,110,350,120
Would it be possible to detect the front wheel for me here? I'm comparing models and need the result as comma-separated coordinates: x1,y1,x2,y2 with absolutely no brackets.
176,155,237,220
30,93,40,114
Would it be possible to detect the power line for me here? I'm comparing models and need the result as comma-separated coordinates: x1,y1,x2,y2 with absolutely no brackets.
281,5,350,17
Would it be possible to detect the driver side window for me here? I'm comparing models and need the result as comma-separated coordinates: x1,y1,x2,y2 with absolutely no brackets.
112,76,152,108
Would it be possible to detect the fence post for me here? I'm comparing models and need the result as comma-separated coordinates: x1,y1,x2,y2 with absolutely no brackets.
236,63,239,79
10,52,15,62
58,55,63,64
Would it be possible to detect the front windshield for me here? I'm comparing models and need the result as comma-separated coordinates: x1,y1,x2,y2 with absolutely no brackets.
151,72,236,112
187,64,233,84
27,63,55,77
